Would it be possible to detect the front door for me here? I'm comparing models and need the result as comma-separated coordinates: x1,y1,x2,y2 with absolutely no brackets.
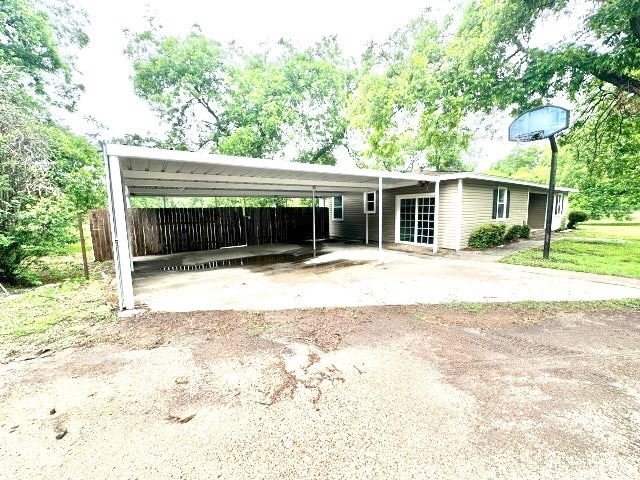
397,195,435,245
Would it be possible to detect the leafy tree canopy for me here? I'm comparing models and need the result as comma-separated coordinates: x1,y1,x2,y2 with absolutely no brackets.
126,26,355,164
484,144,578,186
0,0,89,109
449,0,640,218
349,16,472,172
448,0,640,114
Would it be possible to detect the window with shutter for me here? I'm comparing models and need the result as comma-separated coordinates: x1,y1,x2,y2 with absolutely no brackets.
493,187,508,220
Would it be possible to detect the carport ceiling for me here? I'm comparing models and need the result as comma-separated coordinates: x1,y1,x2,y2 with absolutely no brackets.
106,144,432,198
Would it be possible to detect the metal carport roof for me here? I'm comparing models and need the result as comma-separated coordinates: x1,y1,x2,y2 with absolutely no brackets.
103,144,438,311
106,144,431,198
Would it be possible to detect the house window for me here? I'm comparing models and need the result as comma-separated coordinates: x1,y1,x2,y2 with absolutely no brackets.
554,193,564,215
364,192,376,214
493,187,509,220
332,195,343,221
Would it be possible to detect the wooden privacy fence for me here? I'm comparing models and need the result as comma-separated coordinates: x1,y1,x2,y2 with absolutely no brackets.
89,207,329,262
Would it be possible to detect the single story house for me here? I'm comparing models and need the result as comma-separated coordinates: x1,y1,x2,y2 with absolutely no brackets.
102,144,575,310
327,173,576,251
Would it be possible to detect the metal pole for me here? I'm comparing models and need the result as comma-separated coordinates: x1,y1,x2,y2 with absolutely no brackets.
378,177,383,254
365,212,369,245
312,187,316,251
543,135,558,259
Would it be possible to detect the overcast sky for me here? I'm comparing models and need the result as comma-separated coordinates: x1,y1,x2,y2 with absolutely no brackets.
64,0,544,170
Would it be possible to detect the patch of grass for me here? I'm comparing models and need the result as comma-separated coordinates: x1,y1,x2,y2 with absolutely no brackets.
444,302,487,313
0,279,116,338
568,224,640,240
440,298,640,314
502,223,640,278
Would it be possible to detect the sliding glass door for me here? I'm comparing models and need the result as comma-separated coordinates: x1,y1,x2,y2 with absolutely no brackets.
397,195,435,245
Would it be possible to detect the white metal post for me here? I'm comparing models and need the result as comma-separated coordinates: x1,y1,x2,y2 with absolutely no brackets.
365,212,369,245
124,185,134,272
104,150,135,310
433,180,440,253
456,179,463,251
378,177,383,254
312,187,316,251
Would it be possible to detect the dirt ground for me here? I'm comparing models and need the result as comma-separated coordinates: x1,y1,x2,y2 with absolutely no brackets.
1,304,640,479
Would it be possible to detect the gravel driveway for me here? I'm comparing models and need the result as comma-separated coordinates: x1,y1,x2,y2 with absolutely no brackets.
1,305,639,479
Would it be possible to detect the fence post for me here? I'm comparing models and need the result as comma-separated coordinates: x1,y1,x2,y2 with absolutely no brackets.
77,212,90,280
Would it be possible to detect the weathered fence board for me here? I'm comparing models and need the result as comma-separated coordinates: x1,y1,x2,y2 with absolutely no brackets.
89,207,329,262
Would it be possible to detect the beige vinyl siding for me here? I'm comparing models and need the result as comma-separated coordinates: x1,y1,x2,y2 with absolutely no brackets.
328,193,365,240
437,181,459,250
328,181,460,248
527,192,546,229
461,180,528,248
527,189,569,231
328,183,436,243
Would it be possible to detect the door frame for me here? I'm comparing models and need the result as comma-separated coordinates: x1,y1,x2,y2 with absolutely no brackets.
394,193,436,246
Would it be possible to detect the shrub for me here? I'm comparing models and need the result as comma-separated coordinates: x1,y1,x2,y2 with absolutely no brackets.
567,210,589,229
518,224,531,239
503,225,521,242
468,223,506,249
0,196,75,285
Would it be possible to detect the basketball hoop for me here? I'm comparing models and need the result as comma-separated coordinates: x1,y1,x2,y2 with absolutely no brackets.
508,106,569,142
513,130,546,143
508,105,571,260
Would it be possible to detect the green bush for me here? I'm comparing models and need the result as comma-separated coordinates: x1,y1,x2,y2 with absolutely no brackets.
468,223,506,249
503,224,531,242
567,210,589,229
0,196,76,285
503,225,521,242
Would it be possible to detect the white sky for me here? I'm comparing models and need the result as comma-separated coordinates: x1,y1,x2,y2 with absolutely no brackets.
61,0,576,170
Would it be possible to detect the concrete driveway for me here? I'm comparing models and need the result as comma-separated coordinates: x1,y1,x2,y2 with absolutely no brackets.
132,244,640,311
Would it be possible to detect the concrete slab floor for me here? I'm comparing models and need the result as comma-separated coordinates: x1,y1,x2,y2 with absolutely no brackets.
132,243,640,312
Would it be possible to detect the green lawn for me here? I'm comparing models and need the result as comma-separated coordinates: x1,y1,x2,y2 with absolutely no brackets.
1,280,114,337
1,250,116,339
501,223,640,278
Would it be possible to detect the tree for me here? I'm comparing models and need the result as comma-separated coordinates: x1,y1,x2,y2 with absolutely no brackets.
0,1,98,284
484,144,579,187
349,16,472,172
563,100,640,218
46,127,106,213
0,72,75,284
0,0,89,109
126,27,354,163
447,0,640,217
448,0,640,114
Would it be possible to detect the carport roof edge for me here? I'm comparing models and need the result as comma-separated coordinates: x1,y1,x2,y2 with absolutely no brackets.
105,144,577,197
105,144,431,179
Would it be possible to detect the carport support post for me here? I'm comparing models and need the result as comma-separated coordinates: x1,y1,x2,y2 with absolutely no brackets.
103,147,135,311
433,180,440,253
543,135,558,260
378,176,383,255
312,187,316,251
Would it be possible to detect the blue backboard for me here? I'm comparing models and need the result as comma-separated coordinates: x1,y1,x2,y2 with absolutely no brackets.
508,105,570,142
